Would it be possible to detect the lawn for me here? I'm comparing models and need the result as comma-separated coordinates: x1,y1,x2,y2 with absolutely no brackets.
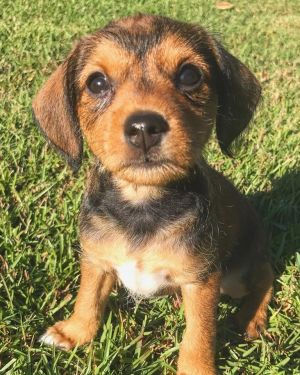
0,0,299,374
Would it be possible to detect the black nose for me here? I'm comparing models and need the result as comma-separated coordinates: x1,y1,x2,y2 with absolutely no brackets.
124,111,169,153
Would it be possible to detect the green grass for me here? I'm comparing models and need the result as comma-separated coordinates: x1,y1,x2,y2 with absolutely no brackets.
0,0,299,374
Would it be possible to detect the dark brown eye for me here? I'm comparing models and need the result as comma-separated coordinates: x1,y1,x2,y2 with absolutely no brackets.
177,64,203,91
86,72,110,95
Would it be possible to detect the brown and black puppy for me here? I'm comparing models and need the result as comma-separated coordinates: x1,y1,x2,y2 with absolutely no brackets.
33,14,273,375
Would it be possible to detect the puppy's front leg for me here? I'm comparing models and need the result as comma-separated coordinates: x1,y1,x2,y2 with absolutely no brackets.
40,261,115,349
177,272,220,375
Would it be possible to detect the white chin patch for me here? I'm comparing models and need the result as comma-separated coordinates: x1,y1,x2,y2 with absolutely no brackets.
116,261,169,297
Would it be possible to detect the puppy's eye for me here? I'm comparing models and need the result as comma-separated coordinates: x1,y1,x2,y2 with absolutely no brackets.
86,72,110,95
177,64,203,91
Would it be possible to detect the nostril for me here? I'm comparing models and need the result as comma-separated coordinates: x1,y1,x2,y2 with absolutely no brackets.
148,124,163,135
126,123,143,137
125,130,144,149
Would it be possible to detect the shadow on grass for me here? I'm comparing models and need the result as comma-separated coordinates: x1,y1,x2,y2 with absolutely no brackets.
215,170,300,371
251,171,300,264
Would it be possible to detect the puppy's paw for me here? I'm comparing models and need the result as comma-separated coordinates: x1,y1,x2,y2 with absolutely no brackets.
39,319,97,350
243,317,266,341
234,310,267,340
39,324,75,350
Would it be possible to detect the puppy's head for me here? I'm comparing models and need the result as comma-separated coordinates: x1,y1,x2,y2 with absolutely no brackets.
33,14,261,185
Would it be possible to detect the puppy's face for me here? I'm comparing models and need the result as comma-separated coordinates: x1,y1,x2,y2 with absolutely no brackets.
33,15,261,185
78,21,216,185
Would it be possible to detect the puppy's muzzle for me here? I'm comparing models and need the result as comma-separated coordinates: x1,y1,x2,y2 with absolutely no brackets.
124,111,169,154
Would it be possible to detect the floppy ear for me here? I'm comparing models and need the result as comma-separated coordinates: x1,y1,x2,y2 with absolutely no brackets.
211,39,261,155
32,57,82,171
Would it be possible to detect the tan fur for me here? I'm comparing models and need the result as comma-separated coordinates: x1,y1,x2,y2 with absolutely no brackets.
153,34,212,78
178,272,220,375
235,262,274,339
80,213,210,287
32,64,81,162
113,177,163,203
78,40,134,89
44,262,115,349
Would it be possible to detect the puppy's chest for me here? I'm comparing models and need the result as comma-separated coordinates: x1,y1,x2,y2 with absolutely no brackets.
111,240,203,297
82,166,211,244
104,196,204,243
82,211,210,297
115,260,173,297
81,168,215,296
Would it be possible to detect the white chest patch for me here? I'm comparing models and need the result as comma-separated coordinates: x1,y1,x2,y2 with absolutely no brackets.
116,261,170,297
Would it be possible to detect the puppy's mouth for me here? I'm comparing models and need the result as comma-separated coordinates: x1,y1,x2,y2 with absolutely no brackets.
116,157,188,185
121,156,180,170
127,158,168,168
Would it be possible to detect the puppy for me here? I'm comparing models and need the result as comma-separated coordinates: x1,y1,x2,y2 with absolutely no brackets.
33,14,273,375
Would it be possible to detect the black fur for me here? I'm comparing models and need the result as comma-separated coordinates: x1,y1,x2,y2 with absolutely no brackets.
101,16,210,63
80,164,217,255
